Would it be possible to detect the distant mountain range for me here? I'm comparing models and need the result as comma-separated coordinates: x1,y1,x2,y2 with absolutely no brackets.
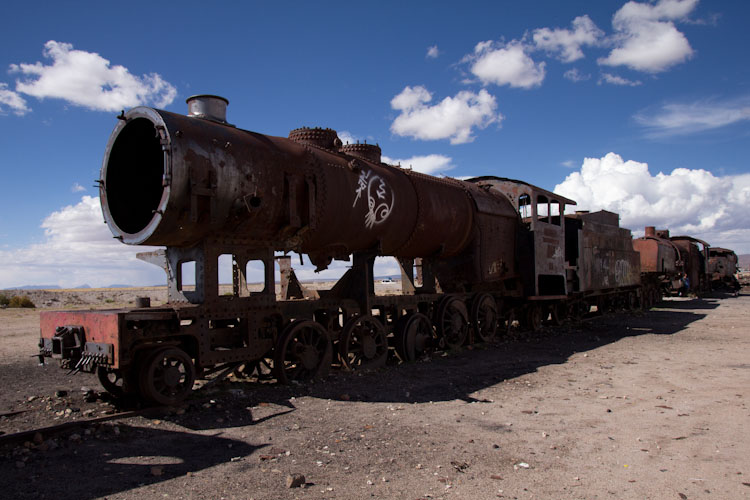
3,284,135,290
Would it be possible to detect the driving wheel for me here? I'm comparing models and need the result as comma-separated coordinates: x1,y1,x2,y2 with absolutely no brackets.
274,320,333,384
338,315,388,371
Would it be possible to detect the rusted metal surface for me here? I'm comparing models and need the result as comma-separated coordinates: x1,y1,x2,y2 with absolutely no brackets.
43,93,727,406
470,176,576,297
566,211,641,293
100,102,475,268
670,236,710,293
39,310,123,369
632,227,679,274
708,247,740,290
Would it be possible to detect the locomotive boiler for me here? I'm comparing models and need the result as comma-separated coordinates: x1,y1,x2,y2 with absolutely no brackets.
38,95,646,405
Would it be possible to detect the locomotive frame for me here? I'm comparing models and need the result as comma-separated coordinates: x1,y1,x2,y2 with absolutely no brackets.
37,95,717,405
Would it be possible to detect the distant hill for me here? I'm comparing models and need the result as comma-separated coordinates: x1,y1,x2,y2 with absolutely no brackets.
738,254,750,271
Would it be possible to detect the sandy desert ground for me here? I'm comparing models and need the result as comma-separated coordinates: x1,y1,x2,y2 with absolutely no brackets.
0,287,748,499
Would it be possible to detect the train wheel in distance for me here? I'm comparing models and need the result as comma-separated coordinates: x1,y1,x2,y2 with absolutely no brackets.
435,296,469,349
546,301,567,326
596,295,610,315
527,304,543,331
500,309,519,337
395,312,433,362
274,320,333,384
138,347,196,406
338,315,388,371
471,294,499,343
626,291,639,311
97,367,126,397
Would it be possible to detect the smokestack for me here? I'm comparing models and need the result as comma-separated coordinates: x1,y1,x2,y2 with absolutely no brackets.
186,95,229,124
645,226,655,237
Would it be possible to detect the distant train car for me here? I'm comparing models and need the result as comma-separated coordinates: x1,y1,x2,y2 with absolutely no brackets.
708,247,740,292
670,236,710,295
632,226,680,299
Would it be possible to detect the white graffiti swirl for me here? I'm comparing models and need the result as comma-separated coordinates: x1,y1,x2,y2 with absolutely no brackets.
352,168,394,229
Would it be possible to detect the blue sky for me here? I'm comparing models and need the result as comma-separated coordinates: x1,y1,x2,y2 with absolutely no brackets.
0,0,748,288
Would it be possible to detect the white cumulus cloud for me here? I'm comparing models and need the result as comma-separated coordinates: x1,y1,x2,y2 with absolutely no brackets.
382,154,455,176
426,45,439,59
563,68,591,82
0,83,29,116
599,0,698,73
390,86,501,144
634,96,750,136
532,15,605,63
9,40,177,113
467,40,546,89
599,72,642,86
554,152,750,252
0,196,163,288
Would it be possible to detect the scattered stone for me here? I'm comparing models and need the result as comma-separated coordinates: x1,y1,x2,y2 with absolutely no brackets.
27,396,37,402
32,432,44,445
55,390,67,398
15,461,25,469
514,462,530,470
151,466,164,477
451,461,469,473
286,473,305,488
68,433,81,442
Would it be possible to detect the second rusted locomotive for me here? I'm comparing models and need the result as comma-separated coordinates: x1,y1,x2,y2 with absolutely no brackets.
38,95,661,405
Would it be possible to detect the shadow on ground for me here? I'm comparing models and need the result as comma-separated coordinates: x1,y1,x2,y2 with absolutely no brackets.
1,424,265,500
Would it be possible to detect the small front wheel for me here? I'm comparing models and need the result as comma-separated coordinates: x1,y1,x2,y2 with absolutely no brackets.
138,347,196,406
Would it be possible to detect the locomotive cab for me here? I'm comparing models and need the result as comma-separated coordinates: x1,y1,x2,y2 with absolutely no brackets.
468,177,575,299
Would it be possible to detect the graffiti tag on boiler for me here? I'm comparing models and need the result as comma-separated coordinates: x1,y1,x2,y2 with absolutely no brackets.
353,168,394,229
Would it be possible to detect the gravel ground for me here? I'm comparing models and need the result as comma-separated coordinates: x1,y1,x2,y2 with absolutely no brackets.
0,289,748,499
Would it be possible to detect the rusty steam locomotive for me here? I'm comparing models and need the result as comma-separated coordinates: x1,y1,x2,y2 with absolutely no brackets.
37,95,734,405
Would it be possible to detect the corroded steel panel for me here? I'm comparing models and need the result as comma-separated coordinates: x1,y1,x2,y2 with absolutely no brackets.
575,212,641,291
40,310,124,367
535,223,565,274
708,247,738,284
633,236,678,274
671,237,709,292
